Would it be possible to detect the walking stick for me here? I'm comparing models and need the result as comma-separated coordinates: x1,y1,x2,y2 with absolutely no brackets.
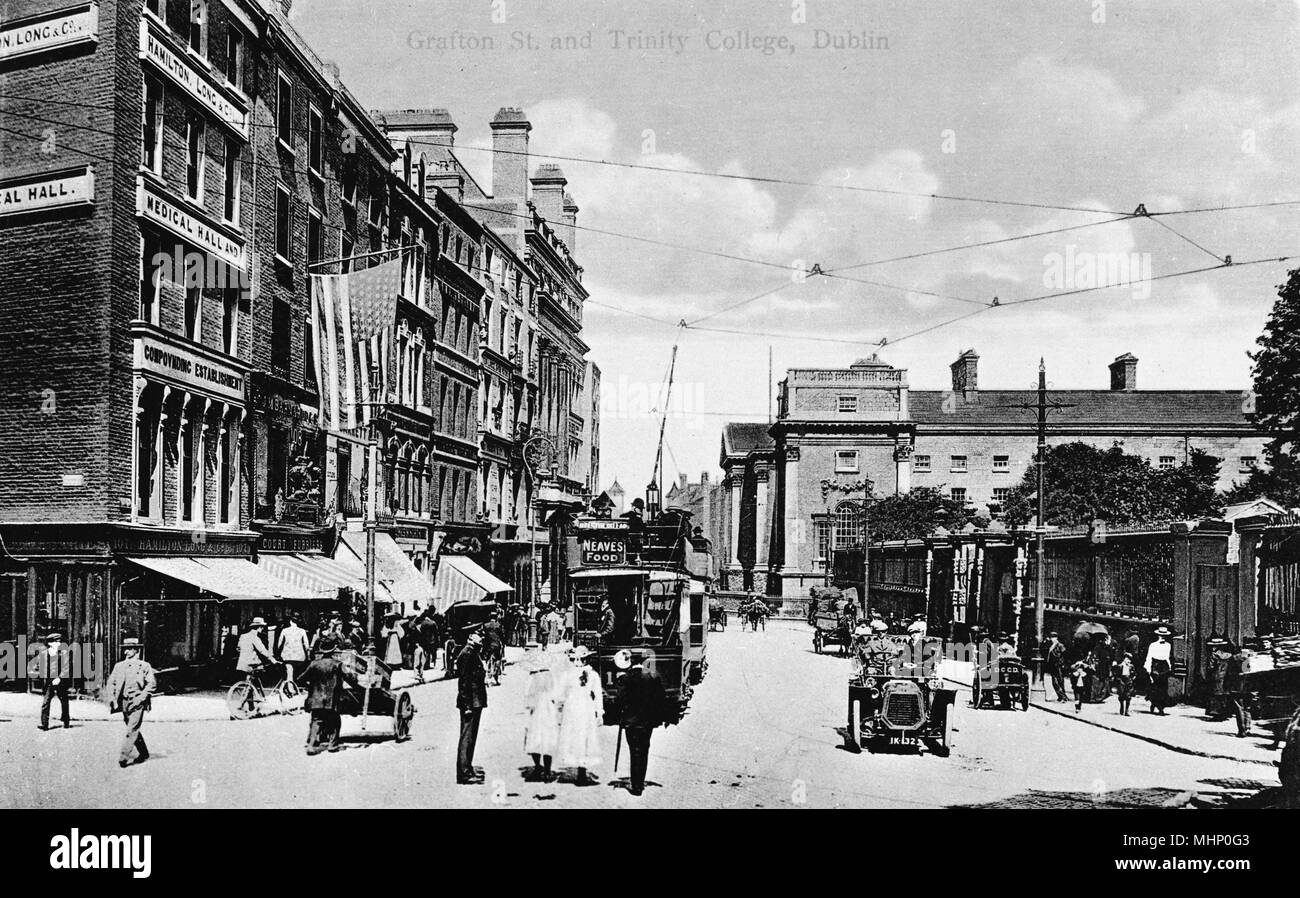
614,724,623,772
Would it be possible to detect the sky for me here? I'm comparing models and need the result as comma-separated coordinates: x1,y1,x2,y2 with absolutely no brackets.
292,0,1300,498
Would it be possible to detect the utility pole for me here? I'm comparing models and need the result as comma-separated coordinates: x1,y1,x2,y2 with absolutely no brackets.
365,361,380,651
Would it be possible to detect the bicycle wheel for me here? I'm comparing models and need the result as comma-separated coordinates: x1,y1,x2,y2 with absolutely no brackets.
226,681,258,720
278,679,302,714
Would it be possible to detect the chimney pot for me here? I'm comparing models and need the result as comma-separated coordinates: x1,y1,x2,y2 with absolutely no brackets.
950,348,979,398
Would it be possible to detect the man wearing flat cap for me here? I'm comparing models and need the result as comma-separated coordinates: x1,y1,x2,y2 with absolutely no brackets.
104,637,156,767
456,631,488,784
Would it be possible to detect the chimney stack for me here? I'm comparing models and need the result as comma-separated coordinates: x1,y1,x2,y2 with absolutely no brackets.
701,471,709,484
679,473,688,491
561,192,579,253
950,349,979,399
1109,353,1138,391
530,164,567,230
369,109,462,202
490,107,531,206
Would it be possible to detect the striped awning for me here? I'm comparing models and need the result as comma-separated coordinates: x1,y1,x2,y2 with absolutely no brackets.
126,556,318,602
433,555,513,612
339,531,437,614
256,552,394,604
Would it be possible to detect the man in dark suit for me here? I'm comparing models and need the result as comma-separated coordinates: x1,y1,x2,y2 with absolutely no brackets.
615,649,666,797
302,637,345,755
1045,632,1068,702
30,631,75,730
456,632,488,784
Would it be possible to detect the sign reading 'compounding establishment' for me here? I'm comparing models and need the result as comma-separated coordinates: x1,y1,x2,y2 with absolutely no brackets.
0,3,98,63
0,167,94,217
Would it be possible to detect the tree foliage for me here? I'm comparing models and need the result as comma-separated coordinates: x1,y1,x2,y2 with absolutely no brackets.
1000,442,1222,529
820,480,986,541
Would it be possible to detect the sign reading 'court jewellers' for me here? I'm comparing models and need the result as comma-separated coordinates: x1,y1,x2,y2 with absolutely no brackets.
137,177,246,270
134,328,246,403
0,3,98,62
138,19,247,139
0,167,94,217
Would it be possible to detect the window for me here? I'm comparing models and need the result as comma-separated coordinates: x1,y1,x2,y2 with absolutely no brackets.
219,423,235,525
308,105,323,176
990,487,1010,516
833,502,861,549
225,27,243,90
307,208,322,266
992,455,1009,473
815,518,832,562
340,232,354,274
185,116,205,200
184,286,201,341
181,413,197,522
275,184,291,263
303,312,315,388
271,299,292,371
146,0,164,22
913,454,931,473
141,77,163,173
223,139,240,222
835,449,859,473
950,487,967,504
1240,456,1258,473
838,395,858,413
139,235,163,323
188,0,207,56
135,396,161,519
341,164,357,207
276,70,293,148
1158,456,1176,471
950,455,968,472
222,288,238,355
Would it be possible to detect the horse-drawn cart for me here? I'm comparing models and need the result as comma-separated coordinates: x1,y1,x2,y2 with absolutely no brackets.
442,600,498,677
708,600,728,632
336,649,415,741
813,611,852,656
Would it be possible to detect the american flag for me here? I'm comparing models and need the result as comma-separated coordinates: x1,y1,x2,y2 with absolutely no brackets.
310,258,403,432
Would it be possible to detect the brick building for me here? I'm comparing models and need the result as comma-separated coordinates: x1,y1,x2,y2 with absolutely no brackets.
714,350,1269,604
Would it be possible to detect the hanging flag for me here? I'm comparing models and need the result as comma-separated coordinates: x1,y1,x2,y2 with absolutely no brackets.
343,257,403,342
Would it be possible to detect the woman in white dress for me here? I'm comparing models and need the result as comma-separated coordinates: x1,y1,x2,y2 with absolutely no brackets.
523,655,562,782
557,646,604,786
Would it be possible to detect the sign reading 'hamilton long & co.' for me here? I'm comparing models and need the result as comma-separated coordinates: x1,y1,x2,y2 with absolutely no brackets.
0,3,99,62
136,177,246,270
138,18,247,138
0,166,94,217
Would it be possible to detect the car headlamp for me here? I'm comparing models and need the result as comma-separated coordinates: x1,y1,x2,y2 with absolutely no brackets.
864,677,877,688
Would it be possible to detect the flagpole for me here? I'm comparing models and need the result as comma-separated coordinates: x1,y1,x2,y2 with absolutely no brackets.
308,244,418,272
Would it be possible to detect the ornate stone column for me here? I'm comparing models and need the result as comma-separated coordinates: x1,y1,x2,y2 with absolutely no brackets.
754,466,770,568
727,473,742,567
894,438,914,494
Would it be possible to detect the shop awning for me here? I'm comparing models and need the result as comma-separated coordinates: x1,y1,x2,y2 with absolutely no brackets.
256,552,394,604
339,531,437,614
126,556,318,602
433,555,513,612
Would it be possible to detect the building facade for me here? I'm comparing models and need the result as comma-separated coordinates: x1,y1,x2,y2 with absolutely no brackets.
715,350,1269,603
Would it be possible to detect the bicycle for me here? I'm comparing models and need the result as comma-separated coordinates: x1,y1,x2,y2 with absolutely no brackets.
226,664,301,720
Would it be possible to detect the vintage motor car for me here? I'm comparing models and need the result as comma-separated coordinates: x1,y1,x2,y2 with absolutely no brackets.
845,636,957,756
971,656,1031,711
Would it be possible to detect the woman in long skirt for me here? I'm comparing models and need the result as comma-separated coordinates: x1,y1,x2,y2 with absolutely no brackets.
523,657,562,782
557,646,604,785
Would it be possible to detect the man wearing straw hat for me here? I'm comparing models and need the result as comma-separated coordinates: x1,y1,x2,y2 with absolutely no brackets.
103,637,156,767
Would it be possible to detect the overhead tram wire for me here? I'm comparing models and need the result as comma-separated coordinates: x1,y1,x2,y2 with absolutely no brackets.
1144,215,1228,263
9,90,1300,222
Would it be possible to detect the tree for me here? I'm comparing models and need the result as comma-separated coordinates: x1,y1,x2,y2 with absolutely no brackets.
821,479,986,541
1232,267,1300,507
1000,442,1222,529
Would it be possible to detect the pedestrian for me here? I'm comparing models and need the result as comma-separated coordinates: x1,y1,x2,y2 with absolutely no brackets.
1205,634,1232,720
1092,634,1114,702
345,616,369,652
1225,640,1253,738
309,612,343,655
544,605,565,647
1146,626,1174,715
302,637,345,755
103,637,156,768
558,646,604,786
747,596,768,632
236,617,276,687
1279,707,1300,809
1070,652,1096,713
1045,631,1068,702
522,653,561,782
30,630,74,730
456,632,488,785
276,613,310,686
614,649,666,797
997,632,1017,659
907,614,928,642
1113,652,1136,716
380,613,405,668
482,610,505,684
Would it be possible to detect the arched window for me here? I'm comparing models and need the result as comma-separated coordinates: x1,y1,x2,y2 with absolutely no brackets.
399,442,412,514
834,501,861,549
384,440,399,512
414,447,428,516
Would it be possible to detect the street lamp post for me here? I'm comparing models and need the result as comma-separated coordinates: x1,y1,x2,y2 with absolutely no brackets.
523,434,554,614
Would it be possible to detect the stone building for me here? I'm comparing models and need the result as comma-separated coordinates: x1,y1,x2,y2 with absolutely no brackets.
716,350,1269,603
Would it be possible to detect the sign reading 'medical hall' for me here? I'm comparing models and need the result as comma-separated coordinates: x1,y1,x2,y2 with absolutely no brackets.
0,3,99,63
0,167,94,217
137,177,247,270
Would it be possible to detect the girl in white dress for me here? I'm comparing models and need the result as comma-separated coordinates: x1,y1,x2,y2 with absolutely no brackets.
557,646,605,785
523,656,562,781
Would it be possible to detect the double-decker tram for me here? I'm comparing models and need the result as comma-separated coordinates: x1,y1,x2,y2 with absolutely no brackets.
565,507,712,725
